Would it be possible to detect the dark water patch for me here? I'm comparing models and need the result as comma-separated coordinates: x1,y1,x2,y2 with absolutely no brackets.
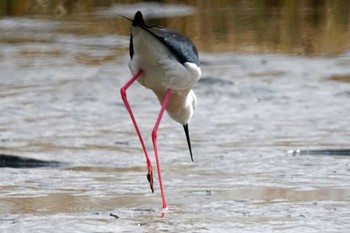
197,76,236,86
248,70,286,78
289,149,350,156
0,154,64,168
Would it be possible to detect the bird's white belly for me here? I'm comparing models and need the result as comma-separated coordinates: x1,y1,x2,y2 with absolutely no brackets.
129,27,201,92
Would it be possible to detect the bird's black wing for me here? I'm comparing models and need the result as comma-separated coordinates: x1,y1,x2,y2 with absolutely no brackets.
130,11,200,66
145,26,200,66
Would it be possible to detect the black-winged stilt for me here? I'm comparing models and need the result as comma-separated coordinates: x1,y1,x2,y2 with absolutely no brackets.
120,11,201,209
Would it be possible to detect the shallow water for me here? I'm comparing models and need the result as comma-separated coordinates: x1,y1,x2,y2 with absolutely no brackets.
1,1,350,233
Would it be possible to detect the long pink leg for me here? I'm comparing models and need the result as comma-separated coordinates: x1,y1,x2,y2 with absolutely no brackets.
152,88,172,209
120,69,154,192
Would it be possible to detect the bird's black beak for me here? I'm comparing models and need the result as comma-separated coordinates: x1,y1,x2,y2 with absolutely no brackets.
183,124,193,162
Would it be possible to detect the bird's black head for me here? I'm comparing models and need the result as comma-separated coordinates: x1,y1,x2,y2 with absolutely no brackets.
132,11,146,27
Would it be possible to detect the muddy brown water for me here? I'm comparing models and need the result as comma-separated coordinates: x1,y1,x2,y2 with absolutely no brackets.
1,1,350,232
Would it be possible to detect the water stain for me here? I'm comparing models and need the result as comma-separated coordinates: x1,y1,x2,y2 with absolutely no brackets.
18,49,63,57
329,74,350,83
75,53,117,65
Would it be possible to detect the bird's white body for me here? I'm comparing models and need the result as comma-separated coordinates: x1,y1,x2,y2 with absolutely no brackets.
129,27,201,124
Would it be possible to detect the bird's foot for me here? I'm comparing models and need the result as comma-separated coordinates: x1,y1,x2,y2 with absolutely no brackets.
147,171,154,193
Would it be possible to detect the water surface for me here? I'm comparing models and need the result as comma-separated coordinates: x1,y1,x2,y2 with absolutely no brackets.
1,1,350,232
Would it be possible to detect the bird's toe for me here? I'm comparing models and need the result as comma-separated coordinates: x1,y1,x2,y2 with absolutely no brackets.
147,171,154,193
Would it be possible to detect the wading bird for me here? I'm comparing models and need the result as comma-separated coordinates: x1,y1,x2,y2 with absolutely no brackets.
120,11,201,209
